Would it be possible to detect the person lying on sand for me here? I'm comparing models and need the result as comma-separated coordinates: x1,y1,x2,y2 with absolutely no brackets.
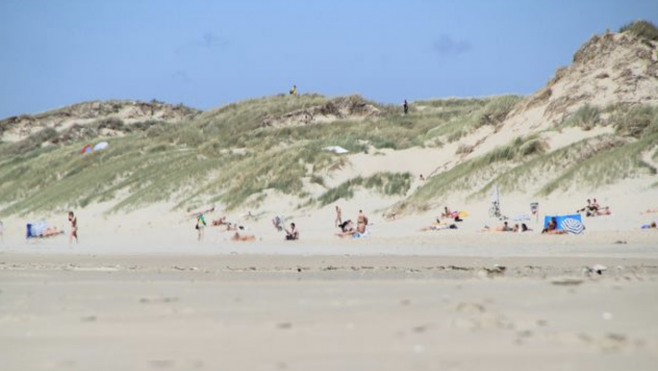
641,221,657,229
482,221,513,232
225,223,247,232
336,220,368,238
643,208,658,214
212,216,227,226
42,226,64,238
231,232,256,242
339,220,354,233
285,223,299,241
521,223,532,232
420,223,457,232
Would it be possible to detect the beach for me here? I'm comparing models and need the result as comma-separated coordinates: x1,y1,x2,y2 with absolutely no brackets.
2,243,658,371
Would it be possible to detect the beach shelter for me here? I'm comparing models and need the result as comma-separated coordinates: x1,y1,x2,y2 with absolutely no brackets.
543,214,583,232
80,144,93,154
94,141,109,151
561,218,585,235
491,185,500,204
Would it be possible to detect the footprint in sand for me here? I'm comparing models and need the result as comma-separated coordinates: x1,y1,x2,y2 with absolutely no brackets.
139,297,179,304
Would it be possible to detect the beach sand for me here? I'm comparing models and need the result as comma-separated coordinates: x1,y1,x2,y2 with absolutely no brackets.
1,168,656,370
1,250,657,371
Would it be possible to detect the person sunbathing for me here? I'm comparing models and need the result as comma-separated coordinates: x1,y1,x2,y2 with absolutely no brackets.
483,221,512,232
420,224,456,231
541,217,565,234
521,223,532,232
212,216,227,226
41,227,64,238
339,220,354,233
231,232,256,242
337,221,368,238
441,207,452,218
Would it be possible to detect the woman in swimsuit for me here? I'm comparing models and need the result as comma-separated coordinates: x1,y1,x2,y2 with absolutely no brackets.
68,211,78,244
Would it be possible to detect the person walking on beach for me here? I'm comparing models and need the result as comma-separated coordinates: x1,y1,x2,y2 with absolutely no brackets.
403,99,409,115
196,212,207,241
68,211,78,244
335,205,342,227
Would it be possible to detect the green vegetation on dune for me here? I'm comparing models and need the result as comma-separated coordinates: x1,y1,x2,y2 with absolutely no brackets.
620,20,658,42
317,172,413,206
0,94,498,215
0,90,655,217
399,135,548,211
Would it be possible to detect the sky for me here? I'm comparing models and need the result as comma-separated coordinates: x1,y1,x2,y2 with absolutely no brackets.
0,0,656,118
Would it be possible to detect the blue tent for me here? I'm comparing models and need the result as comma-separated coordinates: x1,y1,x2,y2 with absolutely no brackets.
544,214,582,231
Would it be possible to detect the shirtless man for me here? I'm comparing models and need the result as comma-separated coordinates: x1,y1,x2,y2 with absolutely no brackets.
335,206,342,227
357,210,368,227
68,211,78,244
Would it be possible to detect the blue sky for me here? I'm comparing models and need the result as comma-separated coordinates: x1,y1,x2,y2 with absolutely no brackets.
0,0,656,118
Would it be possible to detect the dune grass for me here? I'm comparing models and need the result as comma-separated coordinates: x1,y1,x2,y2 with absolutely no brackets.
317,172,413,206
620,20,658,42
1,93,655,217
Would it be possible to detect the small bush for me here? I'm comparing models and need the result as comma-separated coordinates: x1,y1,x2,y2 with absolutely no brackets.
620,20,658,42
560,104,600,130
317,172,412,206
610,105,658,138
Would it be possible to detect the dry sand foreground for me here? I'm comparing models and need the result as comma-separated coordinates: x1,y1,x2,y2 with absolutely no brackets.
1,252,658,371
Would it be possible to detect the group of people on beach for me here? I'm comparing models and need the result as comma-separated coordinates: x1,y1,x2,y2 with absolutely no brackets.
483,221,531,233
335,206,369,238
577,198,611,217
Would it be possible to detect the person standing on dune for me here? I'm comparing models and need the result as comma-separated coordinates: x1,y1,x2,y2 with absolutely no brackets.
68,211,78,244
403,99,409,114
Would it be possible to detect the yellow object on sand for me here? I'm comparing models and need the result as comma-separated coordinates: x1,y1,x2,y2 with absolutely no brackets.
458,211,470,218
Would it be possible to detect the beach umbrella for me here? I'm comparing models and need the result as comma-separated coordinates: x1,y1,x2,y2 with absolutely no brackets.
94,141,109,151
491,185,499,204
561,218,584,235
